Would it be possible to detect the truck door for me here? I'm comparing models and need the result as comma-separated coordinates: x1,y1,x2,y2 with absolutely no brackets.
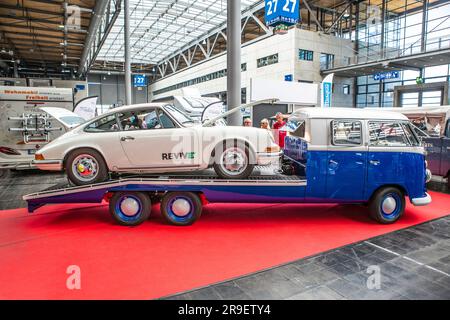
326,120,367,201
366,121,419,198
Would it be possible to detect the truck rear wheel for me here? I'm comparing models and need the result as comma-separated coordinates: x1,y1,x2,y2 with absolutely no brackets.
160,192,202,226
369,187,405,224
109,191,151,226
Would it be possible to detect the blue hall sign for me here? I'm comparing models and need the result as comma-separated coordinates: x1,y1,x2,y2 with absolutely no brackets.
373,71,400,81
133,74,147,87
322,82,332,108
265,0,300,27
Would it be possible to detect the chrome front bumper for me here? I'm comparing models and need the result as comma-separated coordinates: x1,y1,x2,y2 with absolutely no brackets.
411,192,432,206
32,159,63,171
256,151,282,165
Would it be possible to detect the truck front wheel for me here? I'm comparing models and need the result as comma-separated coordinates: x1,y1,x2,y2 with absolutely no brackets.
369,187,405,224
160,192,202,226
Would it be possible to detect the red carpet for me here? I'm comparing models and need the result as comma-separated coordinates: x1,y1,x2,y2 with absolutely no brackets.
0,191,449,299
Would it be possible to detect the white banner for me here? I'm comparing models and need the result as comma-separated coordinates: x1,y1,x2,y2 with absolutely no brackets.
73,96,98,120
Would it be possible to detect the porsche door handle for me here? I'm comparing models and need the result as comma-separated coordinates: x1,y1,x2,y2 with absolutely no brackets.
121,136,135,141
370,160,380,165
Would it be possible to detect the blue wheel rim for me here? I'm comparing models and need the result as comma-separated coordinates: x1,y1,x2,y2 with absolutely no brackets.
380,192,401,220
167,196,194,223
115,195,143,222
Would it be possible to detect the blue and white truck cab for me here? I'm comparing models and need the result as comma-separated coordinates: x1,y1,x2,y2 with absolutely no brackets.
282,107,432,224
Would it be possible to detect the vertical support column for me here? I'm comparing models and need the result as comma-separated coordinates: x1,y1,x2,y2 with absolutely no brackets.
124,0,132,105
421,0,428,52
13,60,18,78
380,0,386,59
353,3,360,107
349,4,353,41
418,68,424,107
226,0,241,126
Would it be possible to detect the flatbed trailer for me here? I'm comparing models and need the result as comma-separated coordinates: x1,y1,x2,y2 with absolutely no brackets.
23,170,306,226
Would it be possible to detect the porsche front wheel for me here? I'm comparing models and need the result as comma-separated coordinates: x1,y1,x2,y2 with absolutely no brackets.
66,148,109,186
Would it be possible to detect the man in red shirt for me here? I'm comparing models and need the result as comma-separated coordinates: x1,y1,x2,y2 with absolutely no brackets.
272,112,286,130
272,112,287,148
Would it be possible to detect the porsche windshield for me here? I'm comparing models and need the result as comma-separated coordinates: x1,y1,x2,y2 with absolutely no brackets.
164,104,195,125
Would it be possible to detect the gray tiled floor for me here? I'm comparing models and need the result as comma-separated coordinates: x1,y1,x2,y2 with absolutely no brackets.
165,215,450,300
0,170,67,210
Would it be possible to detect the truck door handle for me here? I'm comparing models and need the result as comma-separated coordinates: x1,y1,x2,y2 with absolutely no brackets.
121,136,135,141
370,160,380,165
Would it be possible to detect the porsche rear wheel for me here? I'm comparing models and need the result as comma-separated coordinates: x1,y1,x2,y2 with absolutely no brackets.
213,140,254,179
66,148,109,186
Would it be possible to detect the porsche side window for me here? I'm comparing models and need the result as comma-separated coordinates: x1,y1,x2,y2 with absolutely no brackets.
119,109,162,131
369,121,410,147
331,120,362,145
85,114,119,132
157,110,176,128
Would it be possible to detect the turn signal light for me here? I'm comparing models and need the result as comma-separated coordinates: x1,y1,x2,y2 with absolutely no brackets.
34,153,45,161
265,145,280,153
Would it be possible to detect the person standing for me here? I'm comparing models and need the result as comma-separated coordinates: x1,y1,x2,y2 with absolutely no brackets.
272,112,287,148
272,112,286,130
243,118,252,127
260,118,270,130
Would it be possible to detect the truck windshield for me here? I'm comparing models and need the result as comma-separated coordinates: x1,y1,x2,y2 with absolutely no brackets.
402,123,420,146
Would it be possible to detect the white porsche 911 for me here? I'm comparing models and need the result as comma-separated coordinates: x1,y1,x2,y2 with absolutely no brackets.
34,103,281,185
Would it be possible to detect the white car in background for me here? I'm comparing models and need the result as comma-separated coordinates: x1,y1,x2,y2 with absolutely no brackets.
34,103,281,185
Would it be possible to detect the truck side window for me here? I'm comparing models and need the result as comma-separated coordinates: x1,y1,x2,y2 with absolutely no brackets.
84,114,119,132
331,120,361,145
369,121,410,147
